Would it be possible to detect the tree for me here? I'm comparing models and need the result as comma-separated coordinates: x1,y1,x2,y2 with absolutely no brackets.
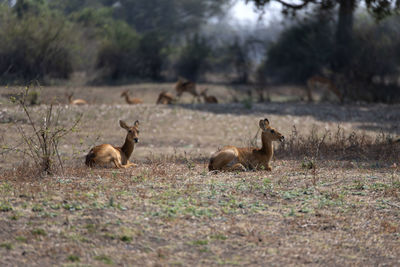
247,0,400,72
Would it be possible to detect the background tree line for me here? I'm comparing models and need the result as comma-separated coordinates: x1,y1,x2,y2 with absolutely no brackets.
0,0,400,102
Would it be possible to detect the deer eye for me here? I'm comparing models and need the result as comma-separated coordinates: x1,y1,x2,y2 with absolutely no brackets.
128,130,132,133
270,130,275,134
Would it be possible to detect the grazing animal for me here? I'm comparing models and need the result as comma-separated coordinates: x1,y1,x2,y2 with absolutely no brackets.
200,89,218,103
156,91,175,104
175,78,200,102
121,90,143,104
67,93,88,105
85,120,140,168
208,118,284,172
306,75,343,103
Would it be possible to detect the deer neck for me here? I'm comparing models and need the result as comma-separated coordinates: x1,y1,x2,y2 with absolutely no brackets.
121,137,134,159
260,132,273,158
124,94,131,103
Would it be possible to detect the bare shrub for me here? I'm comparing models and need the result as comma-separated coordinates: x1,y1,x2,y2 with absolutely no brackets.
3,85,82,176
276,125,400,163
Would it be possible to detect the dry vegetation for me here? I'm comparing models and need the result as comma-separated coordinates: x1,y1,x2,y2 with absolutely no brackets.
0,84,399,266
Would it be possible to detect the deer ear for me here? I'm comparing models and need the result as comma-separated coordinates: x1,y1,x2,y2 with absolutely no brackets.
134,120,139,127
264,118,269,126
259,119,266,130
119,120,129,130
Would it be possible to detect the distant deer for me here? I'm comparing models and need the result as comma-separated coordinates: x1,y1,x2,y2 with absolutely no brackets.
156,91,175,104
208,118,284,171
67,93,88,105
175,78,200,102
121,90,143,104
85,120,140,168
306,75,343,103
200,89,218,103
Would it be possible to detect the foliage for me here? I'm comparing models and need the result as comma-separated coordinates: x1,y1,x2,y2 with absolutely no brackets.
258,15,334,84
0,4,76,84
174,34,211,81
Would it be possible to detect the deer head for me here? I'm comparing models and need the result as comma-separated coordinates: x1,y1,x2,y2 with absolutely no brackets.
259,118,284,142
119,120,140,143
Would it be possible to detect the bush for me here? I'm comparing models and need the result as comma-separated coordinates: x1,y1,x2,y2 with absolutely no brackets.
258,16,334,84
95,20,141,81
0,6,76,84
174,34,211,81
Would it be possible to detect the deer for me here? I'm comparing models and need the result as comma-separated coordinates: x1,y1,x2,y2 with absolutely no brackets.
175,78,200,102
85,120,140,168
156,91,175,104
66,93,88,105
306,75,343,103
121,90,143,104
208,118,284,172
200,88,218,103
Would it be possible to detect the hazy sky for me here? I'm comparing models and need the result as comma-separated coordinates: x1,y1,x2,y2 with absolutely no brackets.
230,1,282,25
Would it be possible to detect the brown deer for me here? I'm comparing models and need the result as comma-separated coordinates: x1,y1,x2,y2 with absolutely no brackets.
175,78,200,102
156,91,175,104
200,89,218,103
67,93,88,105
306,75,343,103
121,90,143,104
85,120,140,168
208,118,284,172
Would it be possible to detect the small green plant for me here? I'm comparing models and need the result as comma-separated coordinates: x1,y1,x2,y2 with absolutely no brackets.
67,255,80,262
120,235,132,242
15,236,27,242
0,243,13,250
94,255,113,265
31,228,47,236
0,202,13,212
31,204,44,212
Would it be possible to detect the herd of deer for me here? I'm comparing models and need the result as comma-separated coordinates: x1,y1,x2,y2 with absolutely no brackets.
73,75,346,171
67,78,218,106
85,117,284,172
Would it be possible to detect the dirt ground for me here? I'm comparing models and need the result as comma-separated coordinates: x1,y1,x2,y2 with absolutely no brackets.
0,84,399,266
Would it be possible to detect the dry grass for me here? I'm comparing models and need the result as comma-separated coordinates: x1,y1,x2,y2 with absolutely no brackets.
0,84,400,266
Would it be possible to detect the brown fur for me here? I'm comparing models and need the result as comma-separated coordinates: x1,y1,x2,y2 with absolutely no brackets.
175,78,200,101
121,90,143,104
85,120,140,168
208,118,284,172
306,75,343,103
67,93,88,105
156,91,175,104
200,89,218,103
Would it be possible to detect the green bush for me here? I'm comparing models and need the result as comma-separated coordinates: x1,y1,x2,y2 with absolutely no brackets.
0,6,76,84
174,34,211,81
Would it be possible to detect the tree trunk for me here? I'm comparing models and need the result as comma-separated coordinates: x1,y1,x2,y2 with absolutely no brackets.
333,0,356,72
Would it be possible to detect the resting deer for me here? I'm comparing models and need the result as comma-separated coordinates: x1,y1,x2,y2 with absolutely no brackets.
67,93,88,105
200,89,218,103
85,120,140,168
156,91,175,104
121,90,143,104
306,75,343,103
208,118,284,172
175,78,200,102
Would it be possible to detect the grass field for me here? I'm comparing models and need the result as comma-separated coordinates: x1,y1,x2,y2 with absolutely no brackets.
1,84,399,266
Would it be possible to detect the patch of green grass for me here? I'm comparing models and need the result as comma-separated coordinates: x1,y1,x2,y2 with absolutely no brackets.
94,255,113,265
32,204,44,212
67,255,80,262
0,202,13,212
210,234,227,241
191,239,208,246
120,235,132,242
31,228,47,236
0,243,13,250
15,236,27,242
